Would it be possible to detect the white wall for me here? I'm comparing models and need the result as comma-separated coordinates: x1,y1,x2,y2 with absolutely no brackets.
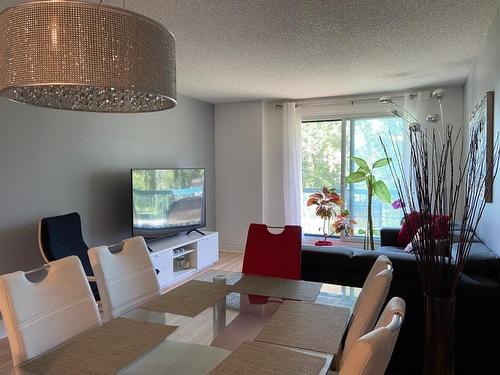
464,3,500,253
262,102,286,227
215,102,264,250
214,100,286,251
0,94,215,275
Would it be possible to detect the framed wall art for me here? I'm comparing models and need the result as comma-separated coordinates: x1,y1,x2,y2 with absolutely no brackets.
469,91,494,202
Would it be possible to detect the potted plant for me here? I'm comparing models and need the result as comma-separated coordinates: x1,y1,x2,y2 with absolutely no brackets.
306,187,343,246
332,209,357,239
345,156,392,250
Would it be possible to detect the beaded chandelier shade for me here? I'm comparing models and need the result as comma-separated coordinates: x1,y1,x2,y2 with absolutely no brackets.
0,1,176,112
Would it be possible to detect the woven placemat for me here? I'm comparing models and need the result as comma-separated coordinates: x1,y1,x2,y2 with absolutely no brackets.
22,318,177,375
255,300,350,354
141,280,231,317
208,341,325,375
230,275,322,302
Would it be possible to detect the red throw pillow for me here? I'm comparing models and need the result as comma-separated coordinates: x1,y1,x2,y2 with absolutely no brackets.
431,215,449,239
397,211,423,246
397,212,450,246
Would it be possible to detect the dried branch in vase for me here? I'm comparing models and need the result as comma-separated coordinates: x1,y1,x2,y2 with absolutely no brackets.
381,92,500,299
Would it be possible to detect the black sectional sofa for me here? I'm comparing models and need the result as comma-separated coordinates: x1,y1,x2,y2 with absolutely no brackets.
301,228,500,374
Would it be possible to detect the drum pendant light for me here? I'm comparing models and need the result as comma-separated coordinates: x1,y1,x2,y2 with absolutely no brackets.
0,1,176,112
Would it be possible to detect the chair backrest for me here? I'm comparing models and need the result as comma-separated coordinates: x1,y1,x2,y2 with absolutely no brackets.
242,223,302,280
340,297,406,375
88,236,160,321
341,255,393,367
38,212,92,277
0,256,100,366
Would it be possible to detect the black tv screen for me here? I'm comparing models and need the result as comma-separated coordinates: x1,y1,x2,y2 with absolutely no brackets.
131,168,206,238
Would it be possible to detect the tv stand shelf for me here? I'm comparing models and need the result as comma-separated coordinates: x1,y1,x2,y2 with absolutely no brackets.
147,231,219,290
172,248,195,259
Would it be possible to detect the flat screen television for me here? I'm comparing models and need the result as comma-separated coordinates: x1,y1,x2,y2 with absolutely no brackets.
131,168,206,239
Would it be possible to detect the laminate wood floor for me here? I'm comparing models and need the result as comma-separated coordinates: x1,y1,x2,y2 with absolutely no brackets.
0,340,10,373
0,250,244,372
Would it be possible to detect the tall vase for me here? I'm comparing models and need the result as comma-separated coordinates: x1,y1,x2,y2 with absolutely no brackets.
423,293,456,375
340,226,354,240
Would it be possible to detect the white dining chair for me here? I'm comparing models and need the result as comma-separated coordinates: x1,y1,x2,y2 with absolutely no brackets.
0,256,100,366
88,236,160,321
339,297,406,375
339,255,393,368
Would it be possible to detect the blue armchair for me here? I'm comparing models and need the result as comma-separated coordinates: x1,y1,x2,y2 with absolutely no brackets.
38,212,100,301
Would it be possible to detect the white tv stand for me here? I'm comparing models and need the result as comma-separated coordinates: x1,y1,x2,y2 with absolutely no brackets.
147,231,219,290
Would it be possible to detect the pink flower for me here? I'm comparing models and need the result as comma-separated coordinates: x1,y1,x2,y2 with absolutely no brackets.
391,199,405,209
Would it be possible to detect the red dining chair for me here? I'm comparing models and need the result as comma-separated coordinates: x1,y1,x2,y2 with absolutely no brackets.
242,223,302,280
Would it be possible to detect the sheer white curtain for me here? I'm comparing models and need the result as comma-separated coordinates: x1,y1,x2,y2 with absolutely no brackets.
282,102,303,225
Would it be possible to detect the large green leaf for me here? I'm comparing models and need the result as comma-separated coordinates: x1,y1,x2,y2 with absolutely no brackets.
346,171,367,183
351,156,370,173
372,157,392,169
373,180,392,203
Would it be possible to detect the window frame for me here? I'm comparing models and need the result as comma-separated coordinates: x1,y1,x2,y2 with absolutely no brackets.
301,112,401,239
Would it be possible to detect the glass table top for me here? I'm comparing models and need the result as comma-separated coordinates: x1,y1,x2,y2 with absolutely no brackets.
2,272,360,375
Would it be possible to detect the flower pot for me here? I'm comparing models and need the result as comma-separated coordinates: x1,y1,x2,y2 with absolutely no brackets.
340,227,354,240
423,293,456,375
314,240,333,246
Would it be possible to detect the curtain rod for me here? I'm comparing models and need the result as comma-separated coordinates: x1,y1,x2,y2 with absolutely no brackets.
275,94,410,109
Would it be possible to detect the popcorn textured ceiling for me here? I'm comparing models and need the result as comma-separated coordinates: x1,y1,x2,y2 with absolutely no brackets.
1,0,498,103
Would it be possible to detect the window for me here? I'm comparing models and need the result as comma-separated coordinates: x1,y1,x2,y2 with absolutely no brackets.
301,116,405,237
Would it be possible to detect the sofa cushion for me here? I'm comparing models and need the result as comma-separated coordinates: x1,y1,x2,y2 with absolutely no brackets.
457,242,500,276
379,245,406,253
353,248,420,282
301,244,354,270
301,245,359,285
379,242,500,277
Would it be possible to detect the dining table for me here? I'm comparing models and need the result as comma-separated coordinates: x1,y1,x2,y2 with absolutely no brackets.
1,270,360,375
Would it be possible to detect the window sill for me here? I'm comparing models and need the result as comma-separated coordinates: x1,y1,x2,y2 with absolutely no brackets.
302,235,380,249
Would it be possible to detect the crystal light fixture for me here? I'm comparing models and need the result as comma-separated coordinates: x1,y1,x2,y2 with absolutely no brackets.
0,1,176,112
